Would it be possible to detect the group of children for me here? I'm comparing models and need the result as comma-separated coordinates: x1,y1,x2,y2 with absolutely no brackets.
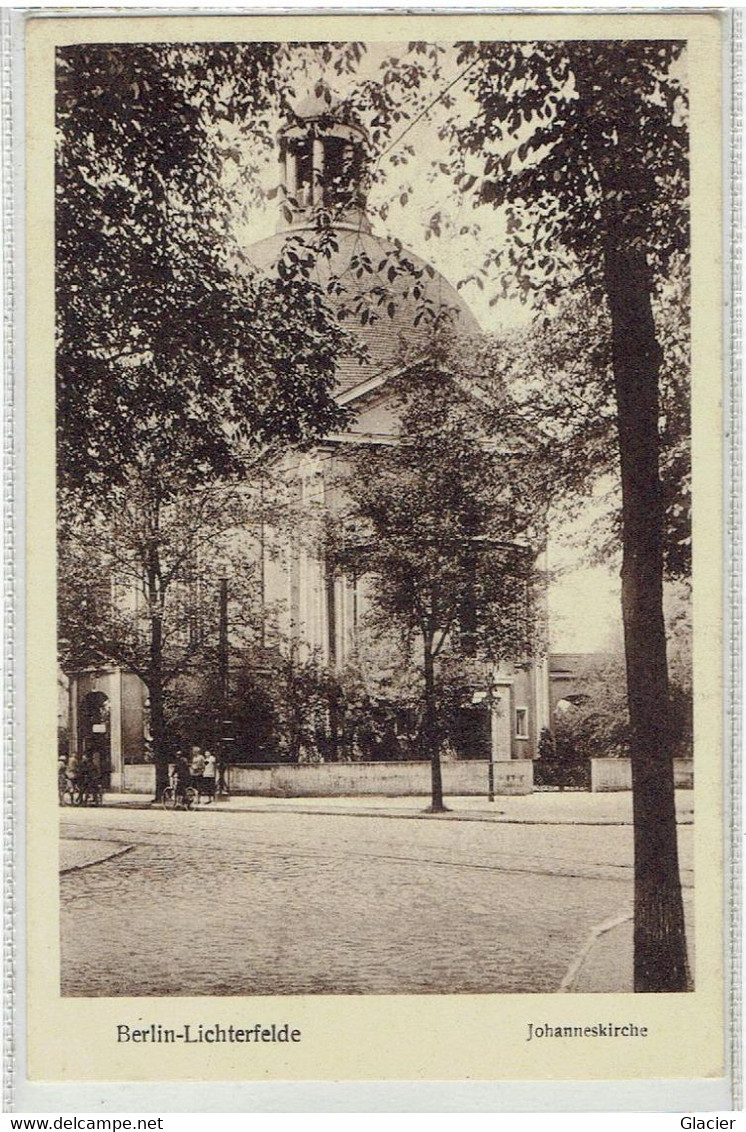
59,746,220,805
169,748,218,802
58,748,103,803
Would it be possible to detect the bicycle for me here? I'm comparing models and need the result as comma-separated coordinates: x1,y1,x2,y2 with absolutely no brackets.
62,773,103,806
161,783,197,810
77,778,103,806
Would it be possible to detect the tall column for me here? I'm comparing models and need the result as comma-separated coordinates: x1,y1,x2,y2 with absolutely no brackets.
109,669,123,791
325,555,336,668
337,576,347,664
312,137,325,206
298,547,308,644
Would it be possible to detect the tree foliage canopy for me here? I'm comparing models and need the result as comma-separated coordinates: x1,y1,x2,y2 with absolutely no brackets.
440,40,687,301
56,43,350,500
333,359,545,664
477,279,690,579
58,478,271,683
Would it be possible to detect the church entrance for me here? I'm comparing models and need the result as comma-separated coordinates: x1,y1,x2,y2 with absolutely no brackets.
78,690,112,789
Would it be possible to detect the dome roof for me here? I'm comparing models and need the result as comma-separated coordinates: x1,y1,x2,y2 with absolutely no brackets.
246,228,481,397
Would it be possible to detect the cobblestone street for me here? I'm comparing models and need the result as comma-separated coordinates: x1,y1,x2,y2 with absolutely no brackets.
60,800,694,997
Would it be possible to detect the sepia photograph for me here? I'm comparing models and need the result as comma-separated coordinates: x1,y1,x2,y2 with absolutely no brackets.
52,33,697,1004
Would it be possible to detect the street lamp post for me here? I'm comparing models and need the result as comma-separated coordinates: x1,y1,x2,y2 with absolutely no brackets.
465,538,534,804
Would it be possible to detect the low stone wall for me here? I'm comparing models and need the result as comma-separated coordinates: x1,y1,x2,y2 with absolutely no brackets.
590,758,694,792
122,764,156,794
122,759,533,797
228,759,533,797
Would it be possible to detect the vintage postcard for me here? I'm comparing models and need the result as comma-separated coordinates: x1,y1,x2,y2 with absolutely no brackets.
10,6,735,1109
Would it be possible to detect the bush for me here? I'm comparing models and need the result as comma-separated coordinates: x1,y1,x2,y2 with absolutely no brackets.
534,726,590,789
546,636,692,771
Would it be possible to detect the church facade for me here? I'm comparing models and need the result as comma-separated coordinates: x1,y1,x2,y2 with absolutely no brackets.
64,93,559,792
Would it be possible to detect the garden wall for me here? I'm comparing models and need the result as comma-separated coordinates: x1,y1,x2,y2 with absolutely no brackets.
122,764,156,794
122,759,533,797
590,758,694,792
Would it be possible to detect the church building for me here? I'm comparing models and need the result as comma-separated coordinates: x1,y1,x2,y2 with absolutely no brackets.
64,91,557,793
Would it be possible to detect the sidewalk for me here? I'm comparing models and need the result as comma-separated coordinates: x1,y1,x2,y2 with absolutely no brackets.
562,889,696,992
94,788,694,826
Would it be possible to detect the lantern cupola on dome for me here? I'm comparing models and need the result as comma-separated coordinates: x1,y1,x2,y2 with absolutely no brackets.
277,84,371,234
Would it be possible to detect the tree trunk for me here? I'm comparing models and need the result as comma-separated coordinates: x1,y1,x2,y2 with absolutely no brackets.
423,636,445,812
604,240,690,992
150,676,169,801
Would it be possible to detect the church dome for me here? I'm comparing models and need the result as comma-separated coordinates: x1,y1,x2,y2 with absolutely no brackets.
247,227,481,397
246,94,480,397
